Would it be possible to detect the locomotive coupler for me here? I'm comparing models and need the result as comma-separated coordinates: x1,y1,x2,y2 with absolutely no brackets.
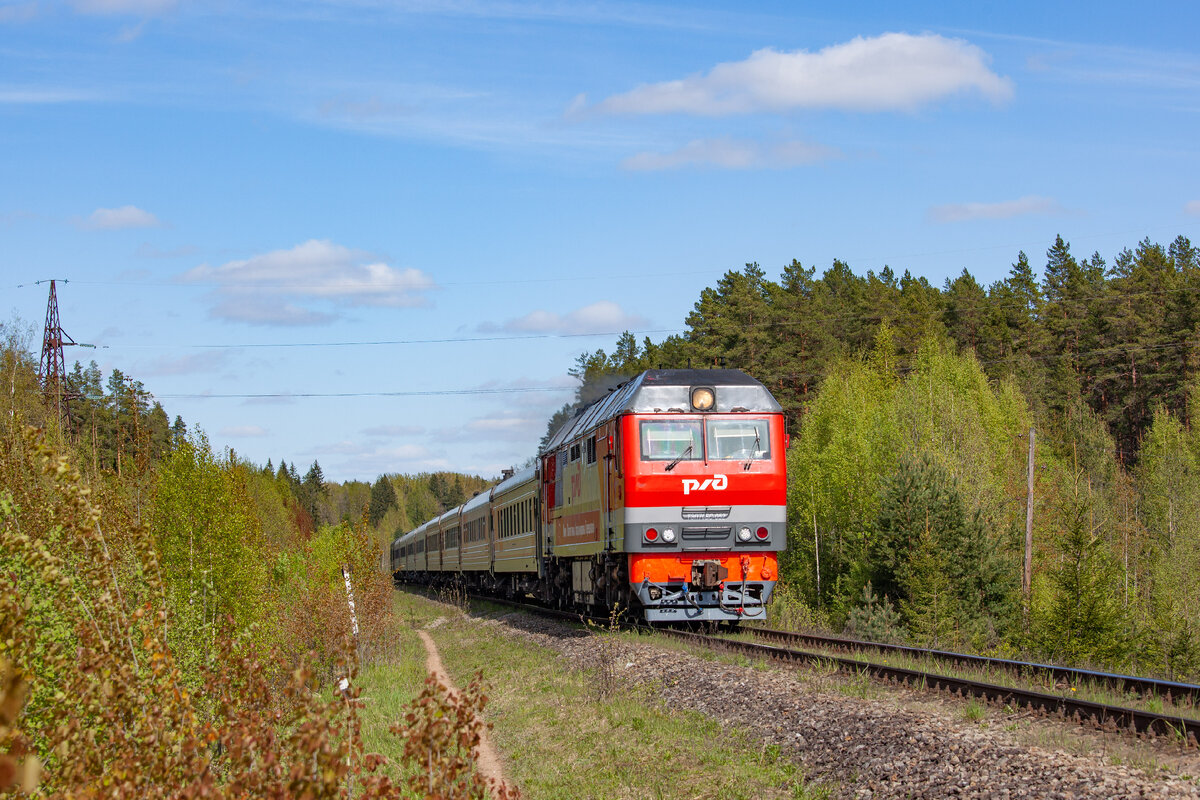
691,559,728,590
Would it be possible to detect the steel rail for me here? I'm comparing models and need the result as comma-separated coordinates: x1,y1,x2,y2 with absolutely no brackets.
748,627,1200,704
661,628,1200,744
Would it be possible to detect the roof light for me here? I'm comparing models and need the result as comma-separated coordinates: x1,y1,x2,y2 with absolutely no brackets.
690,386,715,411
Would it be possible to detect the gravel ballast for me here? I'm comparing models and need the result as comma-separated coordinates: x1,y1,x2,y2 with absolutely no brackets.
479,610,1200,800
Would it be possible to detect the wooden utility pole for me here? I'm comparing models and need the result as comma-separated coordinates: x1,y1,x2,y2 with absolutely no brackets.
1023,427,1036,619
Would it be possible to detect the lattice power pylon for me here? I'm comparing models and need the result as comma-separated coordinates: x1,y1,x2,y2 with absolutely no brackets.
39,279,78,428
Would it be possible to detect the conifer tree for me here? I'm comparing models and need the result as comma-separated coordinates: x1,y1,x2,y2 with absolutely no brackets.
942,269,988,354
873,452,1005,646
302,460,327,525
368,475,398,526
1037,495,1129,667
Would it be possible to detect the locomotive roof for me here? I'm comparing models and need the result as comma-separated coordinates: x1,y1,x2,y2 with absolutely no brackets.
541,368,781,453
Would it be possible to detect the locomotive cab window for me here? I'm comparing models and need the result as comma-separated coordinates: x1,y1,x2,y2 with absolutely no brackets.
639,420,703,461
706,419,771,461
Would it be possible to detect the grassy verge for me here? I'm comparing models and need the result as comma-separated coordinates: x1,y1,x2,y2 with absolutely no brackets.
356,618,427,776
359,590,829,800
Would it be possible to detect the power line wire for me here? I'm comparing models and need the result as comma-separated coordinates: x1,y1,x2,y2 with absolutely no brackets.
153,387,570,400
103,328,683,350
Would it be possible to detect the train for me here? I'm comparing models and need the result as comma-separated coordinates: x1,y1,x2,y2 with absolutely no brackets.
389,368,787,623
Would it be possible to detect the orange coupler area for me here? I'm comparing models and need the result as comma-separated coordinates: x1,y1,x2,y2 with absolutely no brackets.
629,552,778,623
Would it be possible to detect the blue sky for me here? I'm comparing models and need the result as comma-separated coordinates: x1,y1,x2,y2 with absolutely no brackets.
3,0,1199,481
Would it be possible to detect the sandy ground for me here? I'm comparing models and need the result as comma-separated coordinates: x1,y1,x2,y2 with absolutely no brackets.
417,629,510,796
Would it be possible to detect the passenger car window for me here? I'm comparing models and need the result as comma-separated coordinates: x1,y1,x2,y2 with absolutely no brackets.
639,420,703,461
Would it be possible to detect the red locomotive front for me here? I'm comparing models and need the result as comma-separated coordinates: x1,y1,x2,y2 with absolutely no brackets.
398,368,788,624
616,374,787,622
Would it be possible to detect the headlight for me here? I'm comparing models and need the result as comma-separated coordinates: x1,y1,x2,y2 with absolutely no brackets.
737,526,752,542
690,386,715,411
661,527,677,543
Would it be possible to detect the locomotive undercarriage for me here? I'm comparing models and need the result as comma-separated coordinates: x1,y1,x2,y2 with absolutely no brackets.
393,553,771,623
631,551,776,623
634,575,771,623
539,554,632,613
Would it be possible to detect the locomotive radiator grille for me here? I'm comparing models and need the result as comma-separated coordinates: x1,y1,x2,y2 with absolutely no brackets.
681,526,731,540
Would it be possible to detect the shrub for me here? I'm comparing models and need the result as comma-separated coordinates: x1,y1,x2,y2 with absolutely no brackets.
1,428,508,797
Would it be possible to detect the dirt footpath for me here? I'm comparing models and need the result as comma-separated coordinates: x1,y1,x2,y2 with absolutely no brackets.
417,629,510,795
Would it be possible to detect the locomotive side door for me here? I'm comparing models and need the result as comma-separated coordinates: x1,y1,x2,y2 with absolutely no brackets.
599,423,616,551
533,466,544,576
542,452,556,557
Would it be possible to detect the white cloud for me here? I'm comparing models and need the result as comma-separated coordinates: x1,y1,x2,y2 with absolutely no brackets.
928,195,1061,223
71,0,175,15
621,137,838,171
596,33,1012,116
362,424,426,437
220,425,268,438
463,412,545,442
1186,201,1200,217
484,300,648,336
136,242,199,259
180,239,436,326
138,350,230,377
314,440,450,478
80,205,162,230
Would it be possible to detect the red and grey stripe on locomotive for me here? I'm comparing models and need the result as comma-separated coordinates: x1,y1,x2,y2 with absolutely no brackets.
390,369,787,622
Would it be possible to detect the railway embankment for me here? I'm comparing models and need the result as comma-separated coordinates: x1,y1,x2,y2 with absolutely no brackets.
436,596,1200,799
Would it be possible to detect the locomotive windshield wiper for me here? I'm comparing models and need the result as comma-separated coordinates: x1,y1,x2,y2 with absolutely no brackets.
743,429,761,471
665,444,692,471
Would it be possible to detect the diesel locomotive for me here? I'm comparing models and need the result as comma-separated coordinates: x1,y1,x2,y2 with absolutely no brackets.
390,368,787,622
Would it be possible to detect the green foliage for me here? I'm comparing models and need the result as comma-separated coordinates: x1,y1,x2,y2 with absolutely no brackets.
786,332,1026,632
301,459,328,525
874,453,1013,648
1032,477,1131,668
842,583,905,644
149,433,270,673
784,335,903,615
1136,401,1200,677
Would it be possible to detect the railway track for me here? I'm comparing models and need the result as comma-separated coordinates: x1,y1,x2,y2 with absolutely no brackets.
746,626,1200,704
663,627,1200,744
409,586,1200,745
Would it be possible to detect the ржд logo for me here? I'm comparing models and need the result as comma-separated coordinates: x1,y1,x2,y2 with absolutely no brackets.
681,474,728,495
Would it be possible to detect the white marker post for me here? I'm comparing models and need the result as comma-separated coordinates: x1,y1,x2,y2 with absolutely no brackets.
341,565,361,681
